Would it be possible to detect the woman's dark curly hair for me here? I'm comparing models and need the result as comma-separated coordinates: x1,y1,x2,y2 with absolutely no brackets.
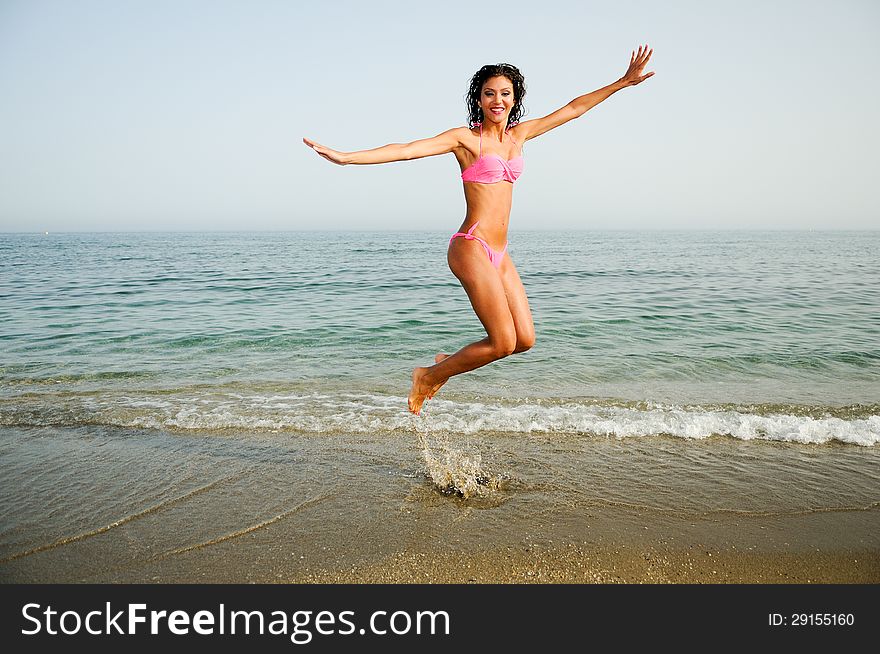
465,63,527,127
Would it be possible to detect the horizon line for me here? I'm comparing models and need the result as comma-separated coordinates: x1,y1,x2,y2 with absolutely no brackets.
3,227,879,235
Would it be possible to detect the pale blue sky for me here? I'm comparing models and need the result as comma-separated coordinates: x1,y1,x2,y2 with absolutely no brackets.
1,0,878,231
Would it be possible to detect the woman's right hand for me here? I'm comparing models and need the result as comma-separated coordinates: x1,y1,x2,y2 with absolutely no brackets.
302,137,350,165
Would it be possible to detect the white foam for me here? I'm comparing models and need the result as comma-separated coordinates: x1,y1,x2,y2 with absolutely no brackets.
1,391,878,446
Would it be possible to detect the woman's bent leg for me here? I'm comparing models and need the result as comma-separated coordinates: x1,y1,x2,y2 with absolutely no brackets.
408,239,516,414
498,255,536,354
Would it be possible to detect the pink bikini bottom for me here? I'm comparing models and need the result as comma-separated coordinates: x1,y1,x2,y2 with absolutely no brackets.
448,221,508,269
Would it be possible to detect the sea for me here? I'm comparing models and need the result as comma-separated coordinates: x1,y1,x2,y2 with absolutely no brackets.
1,229,878,582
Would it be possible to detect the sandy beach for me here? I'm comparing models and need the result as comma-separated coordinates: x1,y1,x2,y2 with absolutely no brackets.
2,424,877,584
296,545,878,584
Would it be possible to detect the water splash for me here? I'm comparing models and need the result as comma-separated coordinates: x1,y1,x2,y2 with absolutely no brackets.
414,418,501,499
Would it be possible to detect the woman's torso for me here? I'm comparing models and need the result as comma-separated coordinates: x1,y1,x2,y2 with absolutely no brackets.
452,124,524,249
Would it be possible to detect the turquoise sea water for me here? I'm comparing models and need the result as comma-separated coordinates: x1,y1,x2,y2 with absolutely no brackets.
2,230,878,444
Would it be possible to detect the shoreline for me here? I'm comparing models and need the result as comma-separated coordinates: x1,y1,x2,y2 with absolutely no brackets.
7,499,875,584
1,425,877,584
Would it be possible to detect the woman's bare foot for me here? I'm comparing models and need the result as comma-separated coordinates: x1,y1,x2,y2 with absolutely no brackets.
427,353,450,400
408,367,434,416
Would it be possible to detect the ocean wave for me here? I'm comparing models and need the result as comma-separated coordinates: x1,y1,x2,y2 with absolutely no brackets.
1,391,878,446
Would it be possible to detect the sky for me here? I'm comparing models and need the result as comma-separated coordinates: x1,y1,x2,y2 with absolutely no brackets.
0,0,878,231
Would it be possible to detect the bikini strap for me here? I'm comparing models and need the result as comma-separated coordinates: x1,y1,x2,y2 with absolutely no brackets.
478,123,482,157
467,221,479,234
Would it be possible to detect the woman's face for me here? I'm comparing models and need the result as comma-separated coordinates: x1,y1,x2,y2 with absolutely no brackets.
479,76,515,126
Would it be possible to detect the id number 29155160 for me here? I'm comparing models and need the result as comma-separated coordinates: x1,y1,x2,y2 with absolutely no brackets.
768,613,854,627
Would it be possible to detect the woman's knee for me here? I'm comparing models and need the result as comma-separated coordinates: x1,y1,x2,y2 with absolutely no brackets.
513,324,536,353
514,332,536,354
489,332,517,358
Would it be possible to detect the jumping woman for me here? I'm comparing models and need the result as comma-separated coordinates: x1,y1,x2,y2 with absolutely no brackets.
303,45,654,416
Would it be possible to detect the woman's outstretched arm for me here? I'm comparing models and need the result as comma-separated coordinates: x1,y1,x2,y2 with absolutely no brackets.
516,44,654,142
303,128,464,166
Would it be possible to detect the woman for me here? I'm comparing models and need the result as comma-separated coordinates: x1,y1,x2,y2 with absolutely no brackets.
304,45,654,416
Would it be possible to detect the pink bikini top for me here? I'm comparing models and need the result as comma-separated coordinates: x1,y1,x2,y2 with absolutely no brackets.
461,122,524,184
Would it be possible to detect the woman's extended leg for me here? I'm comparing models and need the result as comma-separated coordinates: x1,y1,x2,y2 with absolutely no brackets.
408,240,518,415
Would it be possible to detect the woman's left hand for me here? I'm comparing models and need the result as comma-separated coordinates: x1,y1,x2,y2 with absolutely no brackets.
619,44,654,86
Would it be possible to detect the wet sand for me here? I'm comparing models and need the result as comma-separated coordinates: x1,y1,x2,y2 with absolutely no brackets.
296,545,878,584
1,425,878,584
293,494,880,583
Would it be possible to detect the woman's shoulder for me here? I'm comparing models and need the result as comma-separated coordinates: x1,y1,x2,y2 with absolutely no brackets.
437,126,473,143
447,125,476,149
507,122,526,138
